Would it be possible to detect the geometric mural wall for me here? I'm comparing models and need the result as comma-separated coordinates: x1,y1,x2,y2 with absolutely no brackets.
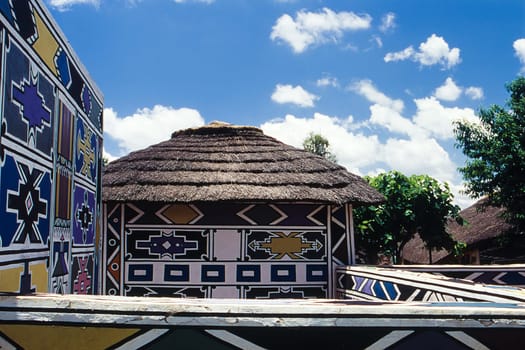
0,0,103,295
334,265,525,304
103,202,353,298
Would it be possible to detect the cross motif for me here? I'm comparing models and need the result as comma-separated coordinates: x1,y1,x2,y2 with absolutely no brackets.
77,125,95,179
8,162,48,245
12,76,51,129
76,192,93,244
73,257,92,294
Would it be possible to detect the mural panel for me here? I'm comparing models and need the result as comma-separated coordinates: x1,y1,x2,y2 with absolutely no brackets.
104,202,349,298
0,0,103,295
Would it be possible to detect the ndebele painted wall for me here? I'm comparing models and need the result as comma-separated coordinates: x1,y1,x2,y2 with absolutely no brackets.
0,0,103,295
104,202,353,298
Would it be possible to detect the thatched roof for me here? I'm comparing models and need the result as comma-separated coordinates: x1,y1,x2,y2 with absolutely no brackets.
402,198,511,264
102,122,384,205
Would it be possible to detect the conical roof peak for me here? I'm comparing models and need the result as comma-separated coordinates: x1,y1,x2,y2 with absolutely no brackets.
172,121,262,138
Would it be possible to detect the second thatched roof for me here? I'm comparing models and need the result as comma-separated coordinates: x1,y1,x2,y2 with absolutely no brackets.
102,122,384,205
402,197,511,264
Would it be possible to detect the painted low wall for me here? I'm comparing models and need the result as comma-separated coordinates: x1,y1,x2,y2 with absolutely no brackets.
335,265,525,303
1,293,524,349
0,0,103,295
392,264,525,287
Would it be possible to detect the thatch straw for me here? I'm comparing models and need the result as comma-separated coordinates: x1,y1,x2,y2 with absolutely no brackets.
402,198,511,263
102,123,384,205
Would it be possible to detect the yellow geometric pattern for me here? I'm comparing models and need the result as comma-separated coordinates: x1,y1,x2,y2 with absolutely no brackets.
161,204,200,224
77,126,95,179
0,266,24,293
32,10,59,76
0,324,141,350
29,262,48,292
260,232,313,259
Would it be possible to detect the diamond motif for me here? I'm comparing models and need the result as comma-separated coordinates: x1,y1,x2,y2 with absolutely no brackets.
136,232,198,259
25,192,33,213
161,204,202,224
238,204,287,225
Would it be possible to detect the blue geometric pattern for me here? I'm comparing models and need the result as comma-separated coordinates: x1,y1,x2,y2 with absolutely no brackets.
271,265,296,282
164,265,190,282
12,78,51,129
306,265,327,282
129,265,154,282
348,275,400,301
137,233,198,259
0,0,103,295
202,265,225,283
0,154,51,247
237,265,261,283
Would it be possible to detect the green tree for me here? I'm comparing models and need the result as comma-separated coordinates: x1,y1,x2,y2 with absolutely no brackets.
454,77,525,239
302,133,337,162
354,171,462,264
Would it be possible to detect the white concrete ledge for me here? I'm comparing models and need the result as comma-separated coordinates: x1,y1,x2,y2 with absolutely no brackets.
1,293,525,329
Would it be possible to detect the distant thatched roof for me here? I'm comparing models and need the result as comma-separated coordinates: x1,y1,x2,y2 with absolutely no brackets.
402,198,511,264
102,122,384,205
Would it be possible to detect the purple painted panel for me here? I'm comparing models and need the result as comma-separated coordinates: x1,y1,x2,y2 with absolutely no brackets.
73,184,95,245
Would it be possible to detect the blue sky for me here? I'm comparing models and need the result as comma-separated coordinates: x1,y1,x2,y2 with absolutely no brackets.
47,0,525,207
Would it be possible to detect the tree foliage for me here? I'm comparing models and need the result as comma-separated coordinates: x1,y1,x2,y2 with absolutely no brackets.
454,77,525,237
302,133,337,162
354,171,462,264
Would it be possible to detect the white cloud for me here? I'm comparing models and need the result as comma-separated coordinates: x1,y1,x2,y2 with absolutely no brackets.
261,113,381,173
380,12,396,32
434,77,462,101
513,38,525,72
271,84,319,107
383,137,456,182
270,8,372,53
350,79,404,112
259,112,463,201
465,86,484,100
347,78,482,200
103,147,117,163
384,34,461,69
103,105,205,155
369,104,422,137
416,34,461,68
384,46,415,63
434,78,484,101
260,90,478,207
448,182,477,210
316,76,339,87
413,96,478,140
49,0,99,10
351,79,478,140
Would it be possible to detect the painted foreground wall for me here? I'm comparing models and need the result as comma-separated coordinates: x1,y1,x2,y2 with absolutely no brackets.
1,294,525,349
103,202,353,298
397,264,525,287
0,0,103,295
335,266,525,303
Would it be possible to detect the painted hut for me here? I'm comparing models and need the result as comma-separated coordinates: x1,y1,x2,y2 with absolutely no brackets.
402,198,515,264
102,122,383,298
